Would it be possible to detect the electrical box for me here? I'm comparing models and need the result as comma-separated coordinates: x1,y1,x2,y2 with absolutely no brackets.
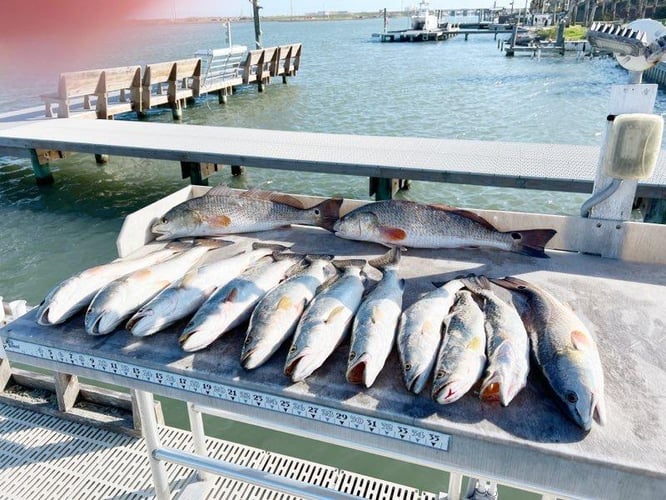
604,113,663,180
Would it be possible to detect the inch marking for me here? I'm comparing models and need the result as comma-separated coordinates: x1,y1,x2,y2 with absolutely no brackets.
2,338,450,451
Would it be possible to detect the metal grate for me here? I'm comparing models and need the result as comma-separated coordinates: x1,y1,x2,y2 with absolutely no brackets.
0,401,440,499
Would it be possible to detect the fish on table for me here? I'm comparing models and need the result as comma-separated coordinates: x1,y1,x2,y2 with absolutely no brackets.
346,248,405,388
432,289,486,404
151,185,342,240
333,199,556,258
490,276,606,431
462,275,530,407
241,254,338,370
36,244,184,326
179,252,305,352
284,259,367,383
127,242,287,337
397,279,465,395
84,241,225,336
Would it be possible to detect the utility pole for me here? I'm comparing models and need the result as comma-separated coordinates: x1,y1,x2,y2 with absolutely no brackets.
251,0,262,49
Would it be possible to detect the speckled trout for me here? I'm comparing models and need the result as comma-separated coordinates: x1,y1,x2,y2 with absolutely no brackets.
240,255,338,370
37,245,183,326
463,276,530,407
333,200,556,258
152,185,342,240
432,290,486,404
179,253,304,352
284,260,367,383
346,248,405,388
127,242,286,337
397,279,465,394
490,276,606,431
85,242,222,335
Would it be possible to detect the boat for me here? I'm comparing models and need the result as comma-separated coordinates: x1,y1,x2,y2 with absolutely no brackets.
372,1,458,42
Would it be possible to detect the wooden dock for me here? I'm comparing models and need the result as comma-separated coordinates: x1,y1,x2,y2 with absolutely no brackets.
0,118,665,220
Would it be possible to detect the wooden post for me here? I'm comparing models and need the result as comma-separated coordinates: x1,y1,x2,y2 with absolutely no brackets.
252,0,262,49
506,24,517,56
181,161,210,186
369,177,398,200
95,153,109,164
29,149,54,185
231,165,244,176
0,358,12,392
54,372,79,412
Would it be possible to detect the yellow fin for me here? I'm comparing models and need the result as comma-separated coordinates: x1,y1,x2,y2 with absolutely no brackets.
277,296,293,311
325,305,345,324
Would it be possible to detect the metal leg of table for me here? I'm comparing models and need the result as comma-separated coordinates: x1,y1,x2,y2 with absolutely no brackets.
134,389,171,500
186,402,213,481
448,471,463,500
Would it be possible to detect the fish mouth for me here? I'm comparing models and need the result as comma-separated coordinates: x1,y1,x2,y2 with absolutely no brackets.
85,313,106,336
36,304,53,326
405,371,429,395
346,353,371,387
179,329,200,352
284,351,316,382
432,380,465,404
240,347,265,371
126,309,155,336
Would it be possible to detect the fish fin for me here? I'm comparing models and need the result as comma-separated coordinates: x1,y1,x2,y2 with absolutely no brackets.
276,296,293,311
571,329,595,351
241,188,306,209
331,258,367,271
368,247,401,271
316,273,341,293
593,391,607,426
252,242,291,252
192,238,234,249
488,276,531,292
210,215,232,227
378,226,407,241
459,275,492,293
224,287,239,302
305,253,335,262
311,198,343,232
505,229,557,258
324,305,346,324
430,204,499,231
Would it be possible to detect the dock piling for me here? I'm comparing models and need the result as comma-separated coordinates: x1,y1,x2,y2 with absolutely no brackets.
29,149,55,185
54,372,79,412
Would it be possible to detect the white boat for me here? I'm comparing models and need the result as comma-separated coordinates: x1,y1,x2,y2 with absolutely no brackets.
411,0,439,32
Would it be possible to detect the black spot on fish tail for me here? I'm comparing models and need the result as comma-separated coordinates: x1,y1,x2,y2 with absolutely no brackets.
507,229,557,258
312,198,343,232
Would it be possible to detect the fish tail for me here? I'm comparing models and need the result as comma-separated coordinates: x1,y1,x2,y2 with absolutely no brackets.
459,274,492,293
487,276,531,293
368,247,401,271
305,254,335,262
312,198,343,232
505,229,556,258
331,258,367,271
252,242,291,252
192,238,235,249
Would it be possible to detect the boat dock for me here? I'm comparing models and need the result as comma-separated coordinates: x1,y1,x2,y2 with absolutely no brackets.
0,399,436,499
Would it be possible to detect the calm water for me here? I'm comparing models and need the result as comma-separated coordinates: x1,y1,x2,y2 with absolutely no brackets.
1,18,663,496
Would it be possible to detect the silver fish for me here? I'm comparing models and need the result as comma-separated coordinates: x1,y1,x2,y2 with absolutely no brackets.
490,276,606,431
126,242,285,337
463,276,530,407
85,243,217,335
179,253,304,352
152,185,342,240
36,246,181,326
241,255,338,370
333,199,556,258
346,248,404,388
432,290,486,404
397,279,465,394
284,260,367,383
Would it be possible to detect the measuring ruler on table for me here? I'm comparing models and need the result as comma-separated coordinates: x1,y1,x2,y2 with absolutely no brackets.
3,338,450,451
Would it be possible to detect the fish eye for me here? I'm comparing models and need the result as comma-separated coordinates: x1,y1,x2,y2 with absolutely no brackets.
314,208,321,216
404,363,412,371
510,232,522,240
160,217,168,224
435,370,444,379
289,346,296,353
349,351,356,361
566,391,578,404
244,336,252,345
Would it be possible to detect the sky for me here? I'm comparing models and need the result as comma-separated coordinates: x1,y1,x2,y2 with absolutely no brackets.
139,1,518,19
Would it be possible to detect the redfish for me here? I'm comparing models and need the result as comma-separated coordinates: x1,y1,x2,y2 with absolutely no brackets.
333,200,555,258
152,185,342,240
490,276,606,431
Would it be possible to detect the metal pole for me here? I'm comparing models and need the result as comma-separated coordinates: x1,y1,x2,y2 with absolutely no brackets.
135,389,170,500
226,19,232,48
187,402,213,481
252,0,262,49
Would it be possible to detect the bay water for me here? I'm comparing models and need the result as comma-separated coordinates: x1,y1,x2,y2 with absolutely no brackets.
1,17,662,496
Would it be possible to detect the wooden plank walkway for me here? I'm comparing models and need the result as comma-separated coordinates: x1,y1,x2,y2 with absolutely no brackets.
1,118,666,198
0,399,436,499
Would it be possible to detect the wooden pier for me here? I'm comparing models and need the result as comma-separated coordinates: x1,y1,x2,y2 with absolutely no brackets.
29,43,302,122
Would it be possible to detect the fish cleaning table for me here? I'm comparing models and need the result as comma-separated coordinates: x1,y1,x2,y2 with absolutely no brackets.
1,211,665,499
